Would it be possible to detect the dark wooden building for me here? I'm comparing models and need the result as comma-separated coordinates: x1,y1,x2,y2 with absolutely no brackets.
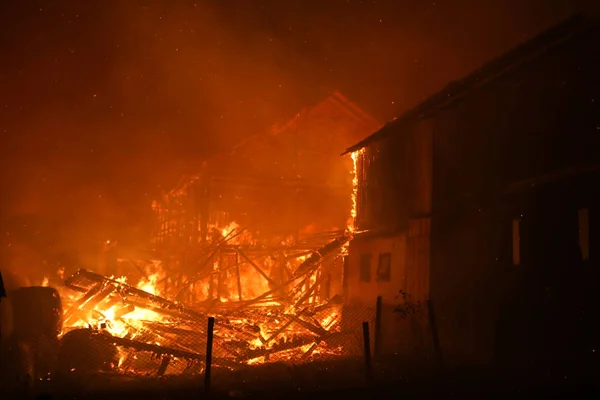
343,14,600,372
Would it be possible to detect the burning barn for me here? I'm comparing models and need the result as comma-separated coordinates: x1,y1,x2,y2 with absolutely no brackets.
149,91,380,306
343,14,600,372
0,91,385,389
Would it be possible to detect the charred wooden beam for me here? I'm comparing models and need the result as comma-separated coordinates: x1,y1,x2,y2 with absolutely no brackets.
237,249,278,287
294,234,351,278
235,251,243,301
63,282,105,324
157,355,171,376
301,342,319,360
64,269,208,322
292,260,335,311
262,319,294,345
234,275,296,310
285,314,328,337
112,304,136,319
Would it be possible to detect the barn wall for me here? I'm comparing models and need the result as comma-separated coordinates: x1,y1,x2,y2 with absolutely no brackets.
432,24,600,205
430,172,600,369
347,21,600,370
344,218,433,359
347,116,433,359
429,24,600,369
346,233,407,306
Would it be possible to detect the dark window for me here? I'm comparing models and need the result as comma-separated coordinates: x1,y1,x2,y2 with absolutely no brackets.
377,253,392,282
359,254,371,282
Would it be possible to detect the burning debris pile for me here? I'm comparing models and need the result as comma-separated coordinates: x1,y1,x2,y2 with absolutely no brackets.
34,147,366,380
52,228,353,378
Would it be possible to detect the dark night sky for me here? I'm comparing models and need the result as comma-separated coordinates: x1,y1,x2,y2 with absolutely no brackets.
0,0,592,261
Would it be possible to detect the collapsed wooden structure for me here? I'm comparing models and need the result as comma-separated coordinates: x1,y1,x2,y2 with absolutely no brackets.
149,91,380,305
58,232,353,376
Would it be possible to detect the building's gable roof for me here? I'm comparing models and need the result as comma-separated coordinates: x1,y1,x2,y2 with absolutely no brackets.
167,91,380,197
230,90,380,155
343,13,597,155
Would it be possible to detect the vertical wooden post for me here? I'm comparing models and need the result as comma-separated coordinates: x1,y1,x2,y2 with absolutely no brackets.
198,172,210,244
342,256,349,301
235,250,243,301
374,296,383,358
157,355,171,376
217,250,223,302
362,321,373,384
204,317,215,393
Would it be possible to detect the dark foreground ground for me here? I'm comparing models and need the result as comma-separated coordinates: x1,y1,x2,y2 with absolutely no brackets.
4,358,600,399
29,376,600,400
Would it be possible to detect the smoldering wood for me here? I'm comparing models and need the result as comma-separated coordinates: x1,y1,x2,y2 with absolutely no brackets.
54,230,354,376
292,268,331,310
241,331,350,362
66,283,116,320
157,355,171,376
293,234,351,278
284,314,328,337
235,251,243,301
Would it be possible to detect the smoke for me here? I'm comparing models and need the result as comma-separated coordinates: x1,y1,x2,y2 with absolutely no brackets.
0,0,589,276
1,1,317,267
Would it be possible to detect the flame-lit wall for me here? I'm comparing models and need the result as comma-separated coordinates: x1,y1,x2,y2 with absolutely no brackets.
346,233,407,306
429,21,600,368
348,119,433,308
346,17,600,368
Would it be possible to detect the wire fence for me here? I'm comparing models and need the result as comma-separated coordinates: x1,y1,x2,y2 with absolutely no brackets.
0,229,440,397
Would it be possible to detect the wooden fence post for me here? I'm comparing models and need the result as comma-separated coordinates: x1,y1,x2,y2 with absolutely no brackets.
205,316,215,393
362,321,373,384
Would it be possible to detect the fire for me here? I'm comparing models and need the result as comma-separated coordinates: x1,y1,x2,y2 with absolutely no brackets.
137,261,166,296
36,216,351,376
348,149,363,233
342,149,363,255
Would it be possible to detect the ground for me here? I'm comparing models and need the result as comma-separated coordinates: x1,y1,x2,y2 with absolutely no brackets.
11,364,600,400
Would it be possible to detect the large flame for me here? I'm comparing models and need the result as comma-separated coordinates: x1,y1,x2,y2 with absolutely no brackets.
39,223,344,373
342,149,363,256
348,149,362,233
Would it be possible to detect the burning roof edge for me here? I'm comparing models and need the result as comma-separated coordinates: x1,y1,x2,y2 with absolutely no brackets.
342,13,598,155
